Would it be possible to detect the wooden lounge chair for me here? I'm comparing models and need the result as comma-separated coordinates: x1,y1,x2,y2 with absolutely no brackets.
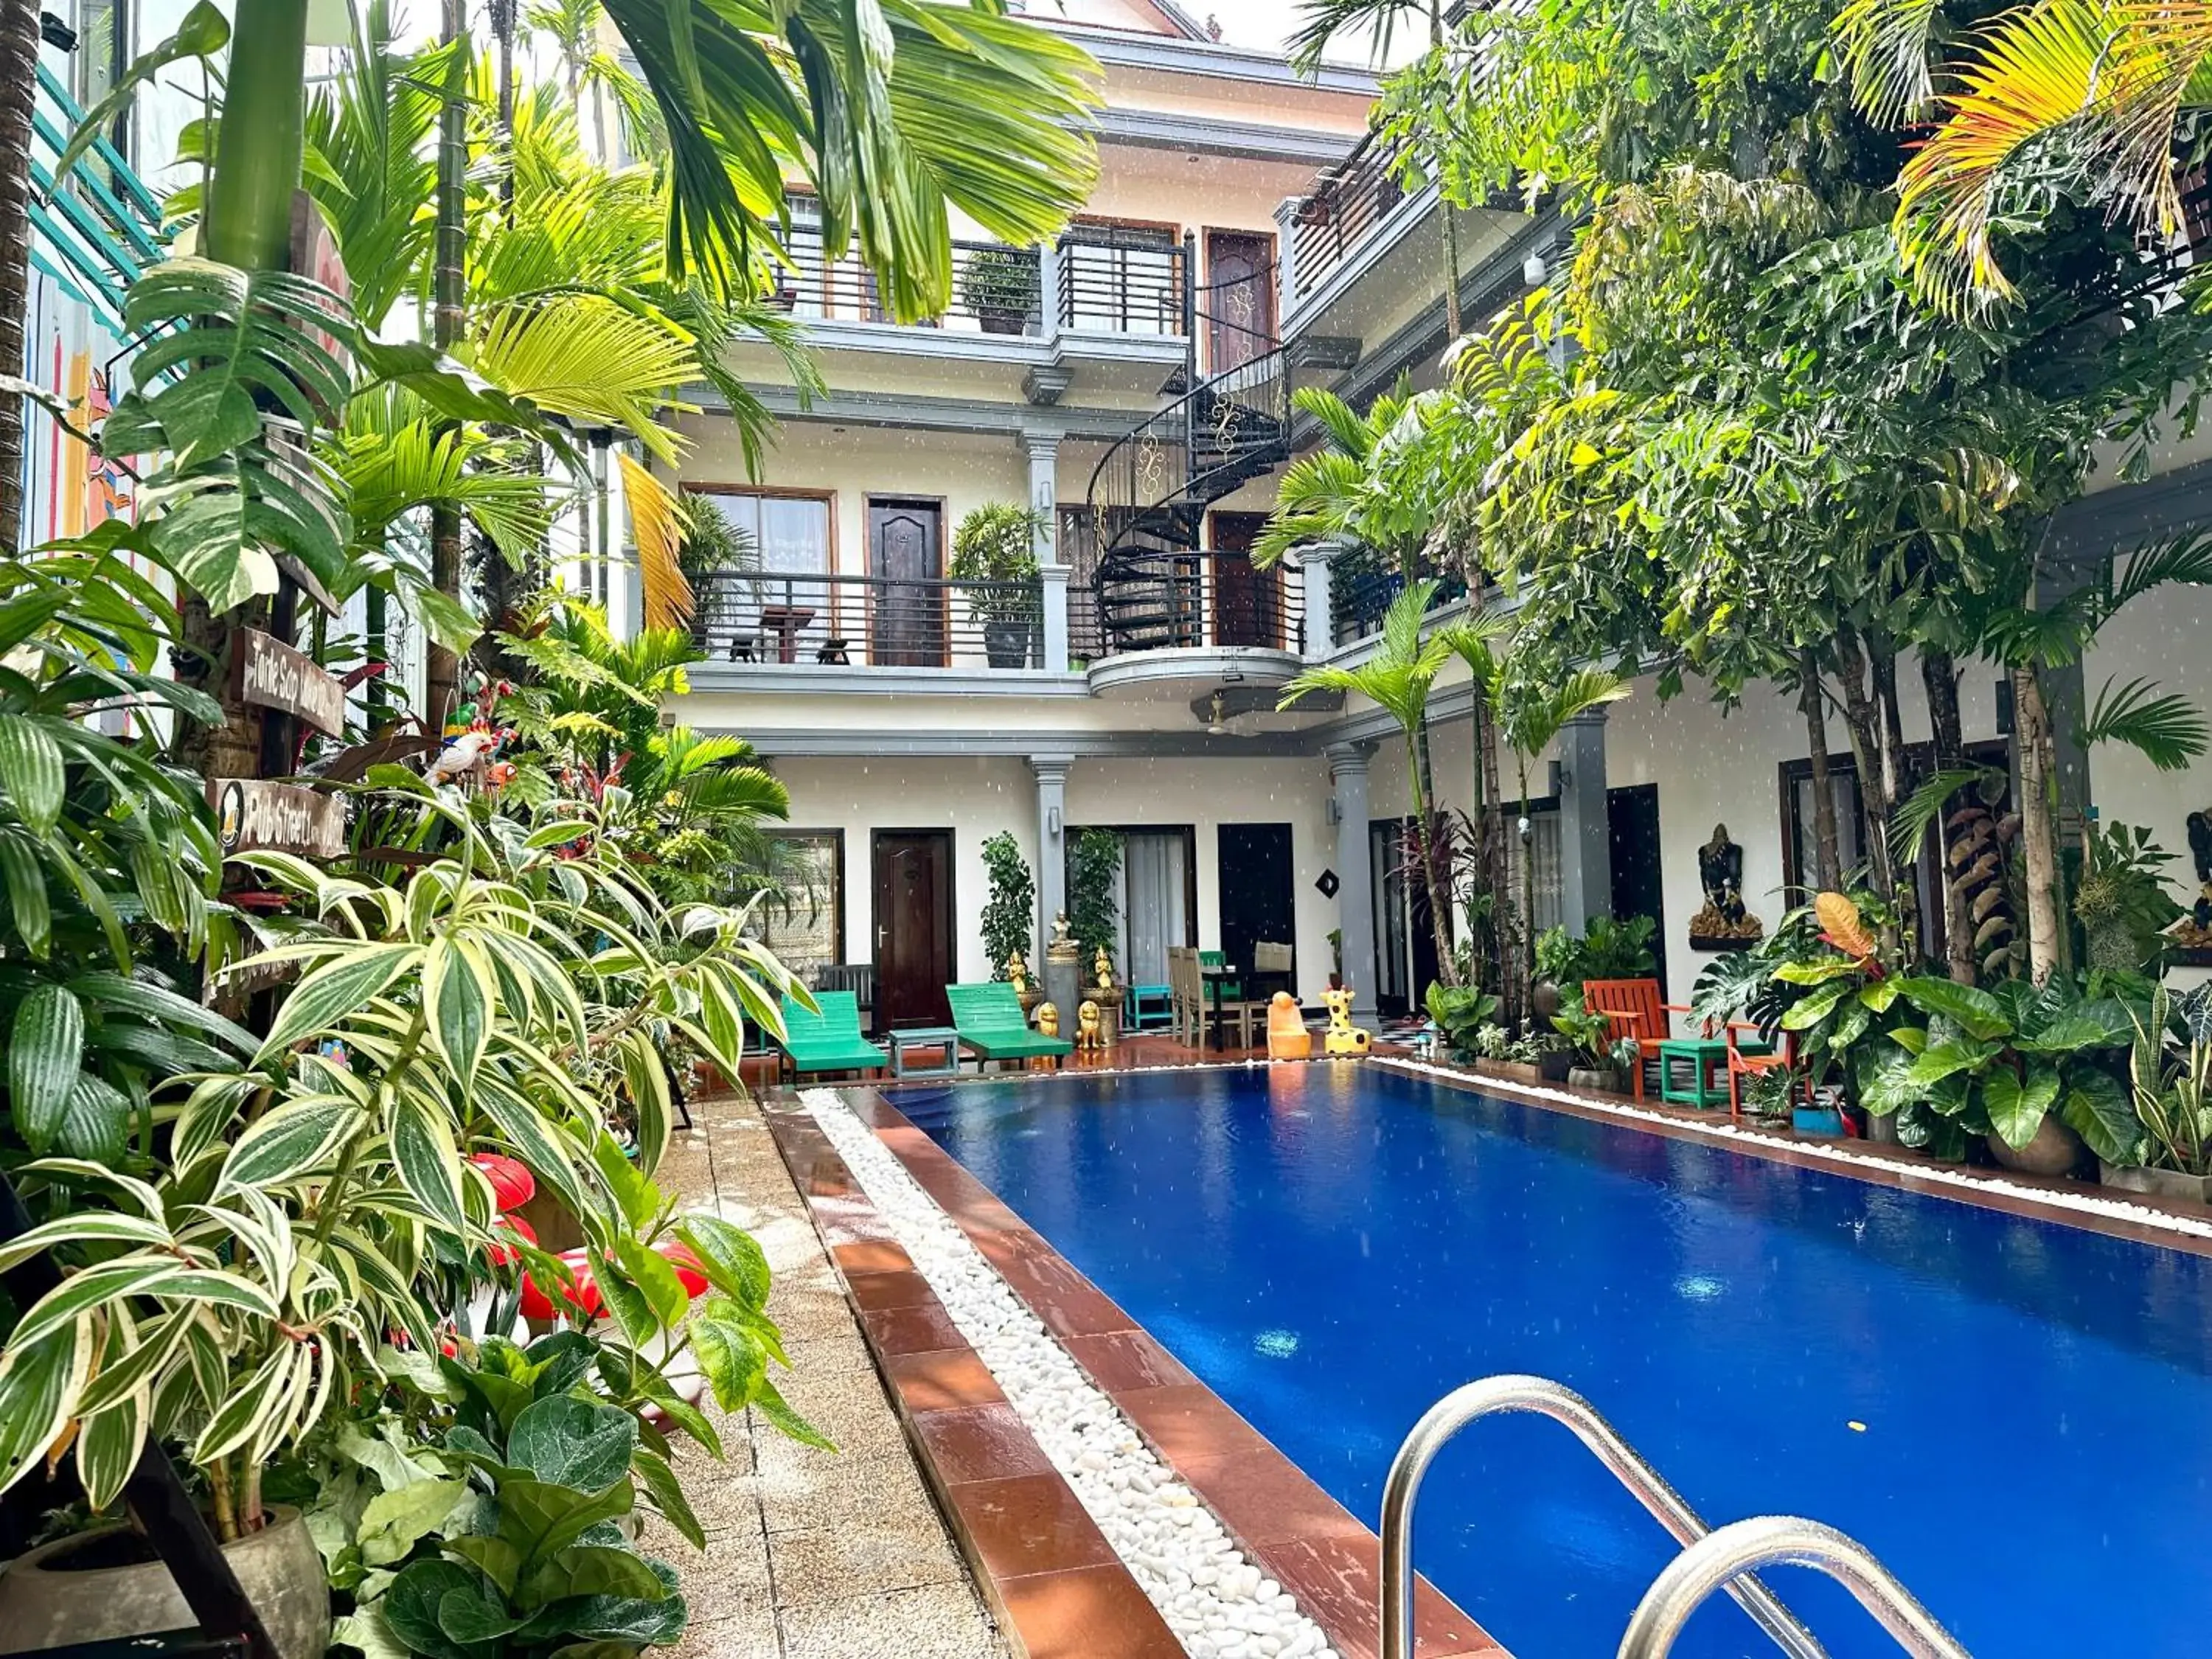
1582,977,1707,1103
947,981,1073,1071
777,991,890,1080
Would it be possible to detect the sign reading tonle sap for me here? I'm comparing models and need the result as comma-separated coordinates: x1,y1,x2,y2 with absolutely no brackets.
235,629,347,737
209,778,346,858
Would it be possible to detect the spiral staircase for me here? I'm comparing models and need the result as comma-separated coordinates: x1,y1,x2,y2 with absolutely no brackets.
1084,262,1297,656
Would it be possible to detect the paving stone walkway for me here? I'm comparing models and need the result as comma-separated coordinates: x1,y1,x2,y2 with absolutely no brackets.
650,1093,1012,1659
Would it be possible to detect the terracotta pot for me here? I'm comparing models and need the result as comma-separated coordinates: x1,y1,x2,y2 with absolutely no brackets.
1986,1112,2089,1178
2098,1160,2212,1206
0,1505,328,1659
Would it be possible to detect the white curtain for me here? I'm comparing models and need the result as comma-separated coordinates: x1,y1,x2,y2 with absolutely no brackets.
1507,810,1565,936
1119,832,1188,988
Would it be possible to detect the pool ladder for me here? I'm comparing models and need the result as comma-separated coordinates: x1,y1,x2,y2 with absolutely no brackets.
1380,1374,1972,1659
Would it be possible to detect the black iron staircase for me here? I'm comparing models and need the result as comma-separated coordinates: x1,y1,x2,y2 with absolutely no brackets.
1085,237,1296,655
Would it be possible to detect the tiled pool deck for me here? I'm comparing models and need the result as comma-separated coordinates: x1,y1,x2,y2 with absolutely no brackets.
762,1088,1500,1659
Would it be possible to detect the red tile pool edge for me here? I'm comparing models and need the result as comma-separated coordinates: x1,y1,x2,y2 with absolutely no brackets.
803,1087,1503,1659
760,1102,1186,1659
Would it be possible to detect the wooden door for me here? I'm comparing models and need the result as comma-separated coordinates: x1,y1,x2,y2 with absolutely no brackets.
872,830,954,1029
869,499,945,667
1208,511,1281,648
1203,230,1276,373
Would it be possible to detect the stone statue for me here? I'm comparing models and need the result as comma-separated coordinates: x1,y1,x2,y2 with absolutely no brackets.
1049,912,1074,949
1093,947,1114,995
1691,823,1764,945
1006,950,1029,998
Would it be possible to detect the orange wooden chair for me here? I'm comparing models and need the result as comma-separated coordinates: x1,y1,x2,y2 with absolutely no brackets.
1725,1023,1811,1121
1580,978,1704,1103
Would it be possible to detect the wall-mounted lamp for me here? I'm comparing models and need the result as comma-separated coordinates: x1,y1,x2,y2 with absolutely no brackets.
1325,797,1342,826
1546,758,1565,798
1205,692,1228,736
1523,250,1549,288
1048,805,1061,835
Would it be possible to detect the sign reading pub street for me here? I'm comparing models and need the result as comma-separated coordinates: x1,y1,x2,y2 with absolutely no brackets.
210,778,347,858
235,629,348,737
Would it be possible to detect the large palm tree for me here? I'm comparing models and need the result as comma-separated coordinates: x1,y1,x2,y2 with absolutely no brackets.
1279,579,1465,989
0,0,37,552
1836,0,2209,312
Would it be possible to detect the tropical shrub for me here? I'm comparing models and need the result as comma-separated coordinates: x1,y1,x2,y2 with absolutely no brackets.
1534,914,1658,987
980,832,1036,981
950,504,1046,626
2126,986,2212,1177
1068,827,1122,976
1424,984,1500,1061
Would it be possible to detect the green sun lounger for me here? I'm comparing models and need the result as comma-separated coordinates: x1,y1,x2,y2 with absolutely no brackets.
946,981,1073,1071
777,991,890,1079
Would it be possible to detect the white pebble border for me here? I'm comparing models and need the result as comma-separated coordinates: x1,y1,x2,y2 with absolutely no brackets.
1377,1055,2212,1243
799,1088,1339,1659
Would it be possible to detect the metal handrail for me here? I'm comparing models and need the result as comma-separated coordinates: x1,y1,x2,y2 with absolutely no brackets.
1618,1517,1971,1659
1379,1376,1829,1659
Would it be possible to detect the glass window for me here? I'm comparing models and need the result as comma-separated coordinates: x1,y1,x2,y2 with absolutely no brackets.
695,492,830,575
752,833,844,985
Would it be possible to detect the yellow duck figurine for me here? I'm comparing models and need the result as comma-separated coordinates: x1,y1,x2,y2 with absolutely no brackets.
1323,986,1371,1057
1266,992,1311,1061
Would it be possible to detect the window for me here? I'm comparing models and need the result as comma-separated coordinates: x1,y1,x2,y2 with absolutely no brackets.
693,490,832,577
751,832,844,985
1505,803,1565,938
1781,761,1866,900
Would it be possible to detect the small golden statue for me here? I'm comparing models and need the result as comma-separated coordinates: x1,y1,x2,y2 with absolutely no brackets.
1092,947,1113,995
1034,1001,1059,1037
1322,985,1371,1057
1076,998,1105,1053
1006,950,1029,998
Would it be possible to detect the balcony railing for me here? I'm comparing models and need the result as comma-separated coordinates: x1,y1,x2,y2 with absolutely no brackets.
1088,549,1305,658
769,216,1190,340
1057,225,1186,337
1329,552,1468,647
690,570,1048,669
1289,129,1416,307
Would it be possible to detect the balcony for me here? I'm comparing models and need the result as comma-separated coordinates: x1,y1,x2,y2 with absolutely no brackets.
1287,131,1416,312
689,569,1053,673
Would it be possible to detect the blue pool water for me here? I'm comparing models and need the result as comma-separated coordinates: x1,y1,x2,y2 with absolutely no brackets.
895,1063,2212,1658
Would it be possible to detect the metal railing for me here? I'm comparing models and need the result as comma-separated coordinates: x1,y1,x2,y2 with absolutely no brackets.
1088,548,1305,655
29,65,167,335
1058,225,1186,337
1620,1517,1970,1659
1378,1375,1831,1659
689,569,1045,669
1331,553,1469,646
1290,128,1416,306
773,232,1045,335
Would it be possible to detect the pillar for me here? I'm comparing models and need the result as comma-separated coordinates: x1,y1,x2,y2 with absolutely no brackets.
1032,754,1071,961
1300,546,1335,661
1273,195,1303,322
1327,741,1378,1018
1557,709,1613,934
1026,431,1063,670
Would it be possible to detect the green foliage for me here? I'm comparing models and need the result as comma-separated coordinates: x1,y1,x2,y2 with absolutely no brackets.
1548,989,1621,1068
1534,915,1657,985
980,832,1036,981
1423,983,1500,1061
1067,828,1123,977
2073,823,2183,975
949,503,1046,625
2125,986,2212,1176
957,246,1043,318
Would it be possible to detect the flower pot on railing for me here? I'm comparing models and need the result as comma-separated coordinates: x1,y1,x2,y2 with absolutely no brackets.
960,246,1040,336
984,618,1034,668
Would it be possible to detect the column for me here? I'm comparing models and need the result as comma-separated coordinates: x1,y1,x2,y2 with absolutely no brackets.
1327,741,1378,1019
1026,431,1064,672
1300,546,1335,661
1556,709,1613,934
1032,755,1072,960
1273,195,1303,323
1037,238,1062,338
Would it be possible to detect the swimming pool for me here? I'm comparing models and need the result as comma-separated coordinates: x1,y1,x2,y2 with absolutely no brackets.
893,1062,2212,1658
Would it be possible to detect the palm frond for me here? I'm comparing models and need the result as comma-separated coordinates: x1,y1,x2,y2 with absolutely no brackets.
1891,764,2006,862
2110,529,2212,611
1292,386,1377,460
2079,675,2211,770
1833,0,1948,124
465,294,696,458
620,453,692,632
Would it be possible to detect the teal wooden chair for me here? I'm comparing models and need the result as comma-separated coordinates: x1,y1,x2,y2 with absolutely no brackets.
946,981,1073,1070
776,992,890,1080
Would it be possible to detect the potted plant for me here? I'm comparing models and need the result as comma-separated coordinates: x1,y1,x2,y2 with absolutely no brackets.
950,503,1046,667
1554,990,1635,1094
1424,983,1500,1063
2103,984,2212,1203
959,243,1042,334
1068,827,1124,1041
981,832,1039,1005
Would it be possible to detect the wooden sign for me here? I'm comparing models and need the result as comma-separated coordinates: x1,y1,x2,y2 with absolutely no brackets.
209,778,346,859
235,629,347,737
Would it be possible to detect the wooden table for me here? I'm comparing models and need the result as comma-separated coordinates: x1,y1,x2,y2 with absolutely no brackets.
757,604,816,663
1201,966,1294,1049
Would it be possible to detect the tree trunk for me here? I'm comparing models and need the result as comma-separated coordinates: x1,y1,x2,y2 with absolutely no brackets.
1427,0,1463,341
1868,636,1919,955
424,0,469,731
2013,664,2064,985
1408,731,1461,990
1831,630,1893,905
1922,648,1978,984
0,0,39,553
1799,652,1841,893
